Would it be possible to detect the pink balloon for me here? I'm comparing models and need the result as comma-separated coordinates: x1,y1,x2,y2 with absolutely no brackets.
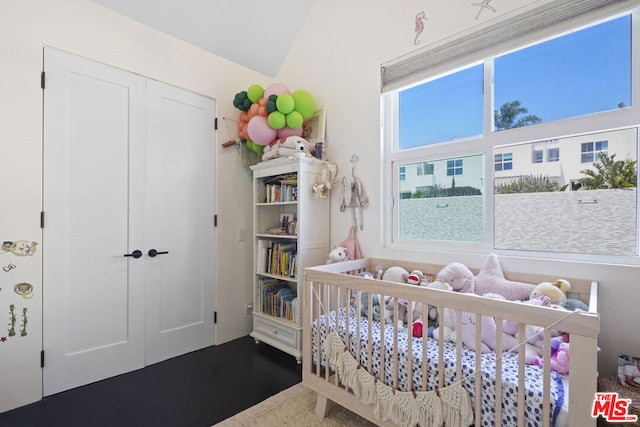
276,126,304,139
264,83,290,98
247,115,277,146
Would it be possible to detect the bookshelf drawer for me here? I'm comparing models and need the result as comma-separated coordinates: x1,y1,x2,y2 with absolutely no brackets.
254,315,298,348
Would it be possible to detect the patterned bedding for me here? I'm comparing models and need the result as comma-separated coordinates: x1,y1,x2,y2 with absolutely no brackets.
311,307,565,427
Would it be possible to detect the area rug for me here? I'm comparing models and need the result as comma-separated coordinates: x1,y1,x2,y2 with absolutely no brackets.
212,382,376,426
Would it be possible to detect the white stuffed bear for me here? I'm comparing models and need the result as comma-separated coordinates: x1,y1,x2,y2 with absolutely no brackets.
326,246,347,264
262,136,310,161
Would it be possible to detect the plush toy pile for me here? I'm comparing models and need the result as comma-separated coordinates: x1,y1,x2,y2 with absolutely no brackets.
346,253,588,374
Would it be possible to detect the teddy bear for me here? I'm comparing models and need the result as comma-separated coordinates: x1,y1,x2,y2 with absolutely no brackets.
261,136,311,161
326,246,347,264
436,253,536,301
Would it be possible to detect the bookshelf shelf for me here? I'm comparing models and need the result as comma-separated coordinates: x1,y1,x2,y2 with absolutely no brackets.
249,157,330,363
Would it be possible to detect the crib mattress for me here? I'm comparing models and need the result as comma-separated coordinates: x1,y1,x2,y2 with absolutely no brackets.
311,307,567,427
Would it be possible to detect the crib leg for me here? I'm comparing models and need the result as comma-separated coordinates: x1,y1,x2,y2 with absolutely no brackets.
315,393,334,419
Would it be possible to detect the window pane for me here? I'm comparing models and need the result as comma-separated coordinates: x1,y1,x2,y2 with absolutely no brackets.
399,65,483,148
494,128,637,256
494,15,631,130
398,154,484,242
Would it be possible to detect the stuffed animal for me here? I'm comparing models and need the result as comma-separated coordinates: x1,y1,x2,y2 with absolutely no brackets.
530,279,571,305
456,293,521,353
381,266,410,284
359,291,382,321
437,253,536,301
326,246,347,264
261,136,311,161
423,280,452,321
535,341,570,375
564,298,588,311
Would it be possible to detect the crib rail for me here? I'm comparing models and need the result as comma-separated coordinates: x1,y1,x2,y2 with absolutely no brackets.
302,258,599,427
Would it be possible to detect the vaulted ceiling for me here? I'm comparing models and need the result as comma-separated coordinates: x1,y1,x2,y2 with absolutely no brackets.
88,0,315,77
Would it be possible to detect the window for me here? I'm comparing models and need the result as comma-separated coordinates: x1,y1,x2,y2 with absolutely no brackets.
581,141,609,163
399,65,483,148
397,155,484,242
447,159,463,176
495,153,513,171
548,147,560,162
532,149,543,164
417,162,434,176
383,4,638,259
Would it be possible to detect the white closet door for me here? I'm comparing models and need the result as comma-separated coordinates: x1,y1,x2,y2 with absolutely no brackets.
144,80,215,365
42,49,216,396
42,48,147,395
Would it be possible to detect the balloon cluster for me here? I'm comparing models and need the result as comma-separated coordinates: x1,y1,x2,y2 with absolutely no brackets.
233,83,315,155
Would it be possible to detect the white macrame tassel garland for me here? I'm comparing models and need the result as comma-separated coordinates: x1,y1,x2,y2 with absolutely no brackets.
324,330,474,427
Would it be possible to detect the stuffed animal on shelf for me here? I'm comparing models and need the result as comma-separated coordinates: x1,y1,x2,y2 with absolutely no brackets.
261,136,311,161
436,253,536,301
530,279,571,305
326,246,347,264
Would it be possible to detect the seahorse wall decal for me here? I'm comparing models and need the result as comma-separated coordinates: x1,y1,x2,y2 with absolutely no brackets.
414,11,427,45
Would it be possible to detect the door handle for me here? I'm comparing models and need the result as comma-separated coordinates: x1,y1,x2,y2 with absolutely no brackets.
148,249,169,257
124,249,143,259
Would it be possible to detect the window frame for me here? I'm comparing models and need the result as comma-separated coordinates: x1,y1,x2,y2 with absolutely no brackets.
382,6,640,263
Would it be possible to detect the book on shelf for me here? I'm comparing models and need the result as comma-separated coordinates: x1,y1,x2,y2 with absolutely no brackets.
256,277,296,320
264,180,297,203
257,240,297,277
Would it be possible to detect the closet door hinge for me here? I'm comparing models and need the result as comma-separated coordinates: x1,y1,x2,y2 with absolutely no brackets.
41,350,45,368
213,311,217,324
214,117,218,130
40,211,45,228
214,214,217,227
41,71,45,89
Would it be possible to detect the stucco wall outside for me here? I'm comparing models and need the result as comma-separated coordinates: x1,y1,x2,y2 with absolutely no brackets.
400,189,636,257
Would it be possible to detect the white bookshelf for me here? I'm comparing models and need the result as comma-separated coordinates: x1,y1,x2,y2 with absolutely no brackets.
249,157,330,363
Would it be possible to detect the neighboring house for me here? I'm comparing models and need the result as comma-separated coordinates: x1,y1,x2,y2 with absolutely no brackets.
399,128,636,197
494,128,637,190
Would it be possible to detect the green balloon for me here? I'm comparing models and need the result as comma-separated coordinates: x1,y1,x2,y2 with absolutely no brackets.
268,111,286,130
276,93,295,114
247,84,264,104
252,144,264,156
286,111,303,129
291,90,316,119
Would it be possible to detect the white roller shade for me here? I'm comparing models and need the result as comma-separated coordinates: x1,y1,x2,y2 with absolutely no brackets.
381,0,638,92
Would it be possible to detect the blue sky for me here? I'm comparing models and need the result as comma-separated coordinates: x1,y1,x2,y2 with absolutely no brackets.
399,15,631,148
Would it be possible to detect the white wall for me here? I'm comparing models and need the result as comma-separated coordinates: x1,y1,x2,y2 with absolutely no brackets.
278,0,640,381
0,0,261,412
